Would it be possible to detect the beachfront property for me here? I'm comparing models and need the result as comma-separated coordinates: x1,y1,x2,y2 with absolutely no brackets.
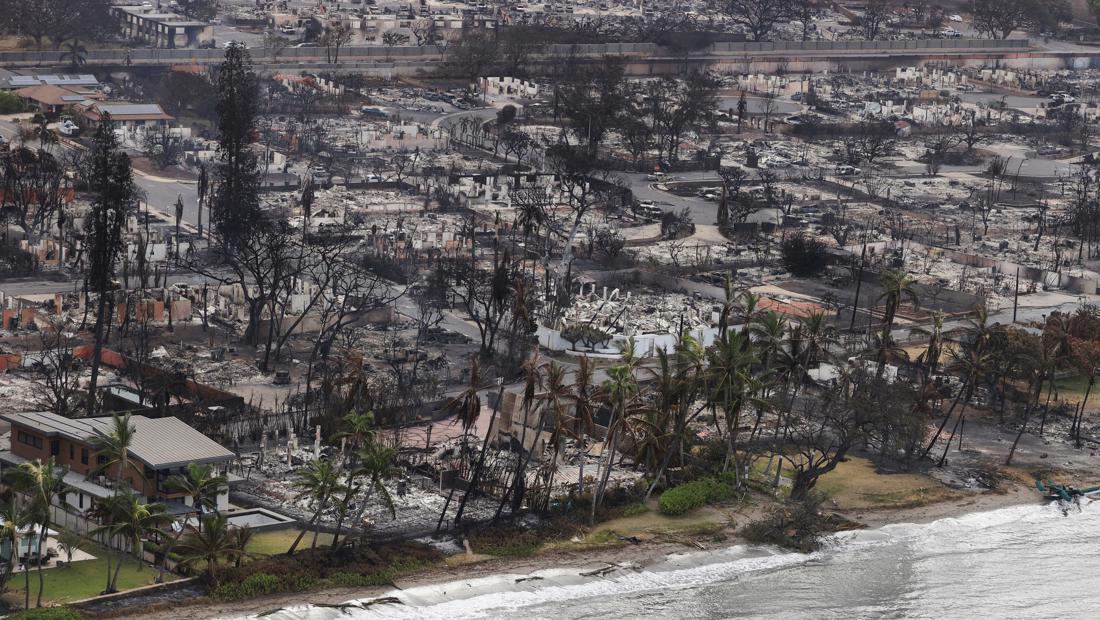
0,411,235,520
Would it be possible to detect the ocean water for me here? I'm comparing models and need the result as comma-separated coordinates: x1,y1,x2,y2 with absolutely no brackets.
242,501,1100,620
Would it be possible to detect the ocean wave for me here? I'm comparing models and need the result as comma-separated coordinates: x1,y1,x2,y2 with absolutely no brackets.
235,501,1100,620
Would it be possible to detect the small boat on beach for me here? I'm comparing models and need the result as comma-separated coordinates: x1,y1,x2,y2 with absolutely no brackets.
1036,479,1100,502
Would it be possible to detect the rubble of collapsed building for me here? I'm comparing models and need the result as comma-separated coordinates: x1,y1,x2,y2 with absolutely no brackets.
8,0,1100,565
543,283,721,354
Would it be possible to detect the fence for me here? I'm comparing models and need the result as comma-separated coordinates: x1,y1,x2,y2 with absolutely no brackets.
706,39,1030,53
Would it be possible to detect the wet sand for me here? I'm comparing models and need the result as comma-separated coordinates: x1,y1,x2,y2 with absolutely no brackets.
126,480,1039,620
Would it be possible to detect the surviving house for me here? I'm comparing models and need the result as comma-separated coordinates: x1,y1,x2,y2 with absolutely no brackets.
76,102,174,131
14,84,103,115
0,411,235,516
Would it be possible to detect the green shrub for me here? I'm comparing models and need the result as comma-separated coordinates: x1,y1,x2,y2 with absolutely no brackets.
211,572,282,600
211,571,320,600
7,609,85,620
328,557,432,587
0,91,25,115
658,478,734,516
281,574,318,592
329,570,393,587
211,543,442,602
717,470,740,488
622,503,649,518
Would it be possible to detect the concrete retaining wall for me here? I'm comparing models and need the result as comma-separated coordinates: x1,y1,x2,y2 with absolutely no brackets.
0,38,1031,67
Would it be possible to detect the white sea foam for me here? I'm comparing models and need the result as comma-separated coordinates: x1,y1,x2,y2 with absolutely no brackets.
232,501,1100,620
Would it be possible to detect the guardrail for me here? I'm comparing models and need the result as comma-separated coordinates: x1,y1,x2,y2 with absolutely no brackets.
0,38,1031,66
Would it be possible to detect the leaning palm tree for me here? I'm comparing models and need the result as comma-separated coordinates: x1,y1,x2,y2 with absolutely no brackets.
591,339,640,525
798,309,838,370
876,269,919,377
56,527,84,567
164,463,228,530
493,352,547,521
327,410,377,547
174,513,235,587
88,412,137,491
0,498,29,596
338,439,399,548
154,519,186,584
708,330,771,480
91,494,171,594
86,413,138,593
6,458,71,607
571,355,597,496
88,493,125,594
734,290,763,334
229,524,256,567
434,357,488,534
286,457,344,555
1006,342,1054,465
533,362,576,510
642,333,707,501
750,311,787,382
333,410,376,467
921,305,995,461
911,311,947,383
448,357,484,462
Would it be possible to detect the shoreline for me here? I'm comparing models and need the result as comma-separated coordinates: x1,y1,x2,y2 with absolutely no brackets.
126,481,1038,620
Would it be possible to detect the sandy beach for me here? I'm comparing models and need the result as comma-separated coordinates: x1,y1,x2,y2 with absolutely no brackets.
121,478,1039,620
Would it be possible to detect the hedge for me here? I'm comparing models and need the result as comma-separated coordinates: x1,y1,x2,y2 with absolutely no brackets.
7,609,85,620
211,571,316,601
658,478,734,516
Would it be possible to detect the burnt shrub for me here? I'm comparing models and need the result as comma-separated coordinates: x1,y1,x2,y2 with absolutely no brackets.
781,233,828,277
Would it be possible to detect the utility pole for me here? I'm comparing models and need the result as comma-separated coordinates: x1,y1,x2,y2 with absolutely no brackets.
850,243,867,331
1013,266,1020,323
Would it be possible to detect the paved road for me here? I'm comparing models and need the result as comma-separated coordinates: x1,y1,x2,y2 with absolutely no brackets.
619,170,783,227
0,118,207,230
431,106,499,131
717,97,801,116
210,25,265,48
960,92,1048,110
136,173,203,230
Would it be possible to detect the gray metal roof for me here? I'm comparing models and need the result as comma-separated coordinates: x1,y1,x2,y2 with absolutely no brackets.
8,74,99,88
40,74,99,86
1,411,235,469
95,103,167,116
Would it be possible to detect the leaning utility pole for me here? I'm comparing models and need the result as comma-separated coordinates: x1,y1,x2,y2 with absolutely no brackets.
850,243,868,331
1013,266,1020,323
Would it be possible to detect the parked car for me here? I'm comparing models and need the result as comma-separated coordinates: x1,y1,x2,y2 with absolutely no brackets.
56,120,80,137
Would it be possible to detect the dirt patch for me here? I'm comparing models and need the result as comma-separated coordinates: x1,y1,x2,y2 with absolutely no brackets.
817,457,958,510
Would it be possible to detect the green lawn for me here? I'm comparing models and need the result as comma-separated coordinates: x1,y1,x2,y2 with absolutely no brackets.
246,529,334,556
5,544,174,605
1054,374,1092,398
